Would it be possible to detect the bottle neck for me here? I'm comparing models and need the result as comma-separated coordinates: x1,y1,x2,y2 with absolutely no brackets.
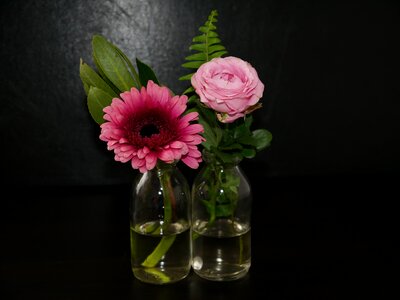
155,161,176,177
202,149,242,168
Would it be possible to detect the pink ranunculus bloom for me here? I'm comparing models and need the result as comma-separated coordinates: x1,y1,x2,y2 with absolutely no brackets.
99,80,204,173
191,56,264,123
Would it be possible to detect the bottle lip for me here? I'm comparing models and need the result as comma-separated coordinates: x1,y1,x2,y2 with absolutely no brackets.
156,161,176,170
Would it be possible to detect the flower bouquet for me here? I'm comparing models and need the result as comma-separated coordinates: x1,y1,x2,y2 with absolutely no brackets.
79,36,203,283
180,10,272,280
79,8,272,283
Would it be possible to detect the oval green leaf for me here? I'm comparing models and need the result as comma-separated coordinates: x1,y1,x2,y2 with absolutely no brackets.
79,60,117,97
92,35,137,92
87,87,114,124
252,129,273,151
136,58,159,86
182,61,204,69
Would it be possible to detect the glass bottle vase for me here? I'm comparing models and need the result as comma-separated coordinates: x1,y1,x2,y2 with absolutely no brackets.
191,158,252,281
129,163,191,284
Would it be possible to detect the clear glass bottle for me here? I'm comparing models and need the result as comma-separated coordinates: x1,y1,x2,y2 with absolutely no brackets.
191,154,252,281
129,163,191,284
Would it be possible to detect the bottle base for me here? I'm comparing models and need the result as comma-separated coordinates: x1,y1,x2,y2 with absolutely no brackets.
193,264,250,281
132,267,190,284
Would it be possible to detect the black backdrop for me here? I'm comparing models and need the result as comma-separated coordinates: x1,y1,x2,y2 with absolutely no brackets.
1,1,399,298
1,0,399,185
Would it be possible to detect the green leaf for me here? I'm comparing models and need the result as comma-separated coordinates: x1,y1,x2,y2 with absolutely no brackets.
237,136,256,147
207,31,219,38
244,115,253,128
93,54,121,94
192,35,204,43
192,102,222,149
198,117,218,147
234,122,252,140
214,149,242,164
185,53,207,61
179,73,194,81
183,86,195,95
220,143,243,150
242,148,256,158
208,10,218,18
82,81,90,95
92,35,137,92
208,44,226,54
189,44,206,51
252,129,273,151
216,128,223,145
199,25,216,32
207,37,222,46
87,87,114,124
79,59,118,97
197,102,217,126
180,10,227,82
201,200,217,221
188,94,198,103
192,37,221,45
210,50,228,59
201,140,212,151
215,204,233,218
220,172,240,200
182,61,204,69
193,35,221,43
113,45,141,88
136,58,160,86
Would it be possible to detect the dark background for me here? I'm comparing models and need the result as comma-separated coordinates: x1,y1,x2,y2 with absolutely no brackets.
0,0,399,298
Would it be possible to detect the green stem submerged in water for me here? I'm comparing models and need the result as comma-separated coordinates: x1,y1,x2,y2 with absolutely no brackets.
141,235,176,268
139,164,177,281
159,167,175,225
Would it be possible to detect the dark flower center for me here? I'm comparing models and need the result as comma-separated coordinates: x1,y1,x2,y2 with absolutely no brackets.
140,124,159,138
126,108,179,149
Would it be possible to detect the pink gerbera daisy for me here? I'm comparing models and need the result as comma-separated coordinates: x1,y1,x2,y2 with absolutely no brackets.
99,80,204,173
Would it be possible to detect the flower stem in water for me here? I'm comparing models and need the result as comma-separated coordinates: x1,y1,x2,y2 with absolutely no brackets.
141,235,176,267
140,166,176,269
143,267,171,283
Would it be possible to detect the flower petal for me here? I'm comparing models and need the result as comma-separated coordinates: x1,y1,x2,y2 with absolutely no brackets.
158,149,174,162
181,124,204,135
169,95,187,117
180,112,199,124
182,156,200,169
131,156,145,168
145,152,157,170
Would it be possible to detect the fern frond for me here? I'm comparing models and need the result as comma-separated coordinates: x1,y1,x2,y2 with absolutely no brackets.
180,10,227,82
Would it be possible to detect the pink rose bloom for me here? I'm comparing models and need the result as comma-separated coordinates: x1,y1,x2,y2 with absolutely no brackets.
191,56,264,123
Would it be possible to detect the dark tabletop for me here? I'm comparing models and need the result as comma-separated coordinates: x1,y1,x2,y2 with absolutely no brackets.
0,170,396,299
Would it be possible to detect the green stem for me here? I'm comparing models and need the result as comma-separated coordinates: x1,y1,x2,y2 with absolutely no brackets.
159,167,174,225
239,235,243,264
192,231,200,241
141,235,176,267
140,165,176,272
143,268,171,283
208,165,220,225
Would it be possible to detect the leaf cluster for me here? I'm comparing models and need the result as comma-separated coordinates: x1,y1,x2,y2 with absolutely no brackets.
196,102,272,164
79,35,158,124
179,10,227,96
